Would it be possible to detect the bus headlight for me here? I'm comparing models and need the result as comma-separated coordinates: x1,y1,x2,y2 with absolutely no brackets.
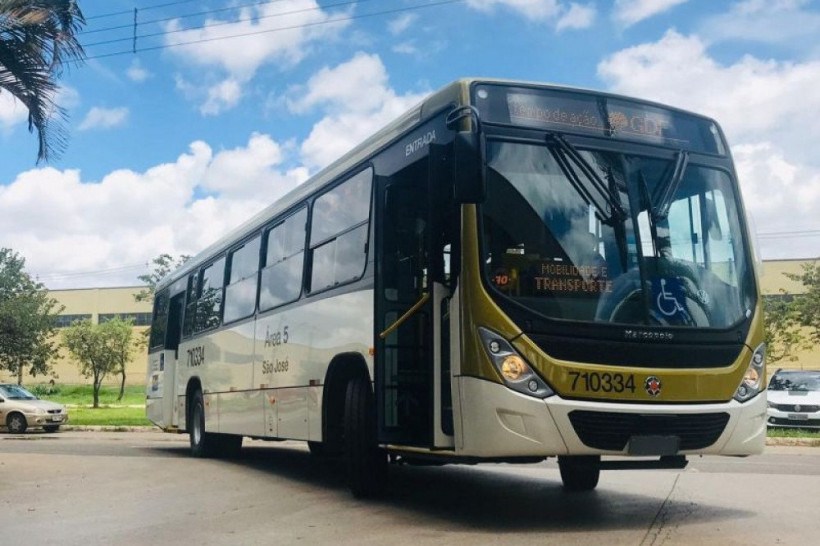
479,327,554,399
734,343,765,403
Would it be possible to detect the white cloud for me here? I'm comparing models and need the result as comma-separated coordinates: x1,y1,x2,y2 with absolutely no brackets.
201,79,243,116
0,92,27,131
556,3,596,31
78,107,129,131
388,13,418,35
164,0,350,113
392,41,419,56
466,0,561,20
701,0,820,47
289,53,428,169
466,0,594,29
126,60,151,83
612,0,689,27
733,143,820,260
203,133,308,198
0,134,309,288
598,30,820,259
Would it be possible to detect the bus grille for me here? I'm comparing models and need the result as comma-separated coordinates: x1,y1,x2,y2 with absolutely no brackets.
568,411,730,451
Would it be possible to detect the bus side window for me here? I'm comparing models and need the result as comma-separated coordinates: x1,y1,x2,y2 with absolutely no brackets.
260,208,306,311
224,236,261,323
309,168,373,293
196,258,225,332
182,274,198,338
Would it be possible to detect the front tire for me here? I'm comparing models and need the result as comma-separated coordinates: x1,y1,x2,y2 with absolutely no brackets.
6,413,28,434
558,455,600,492
189,390,242,458
344,377,387,497
43,425,60,433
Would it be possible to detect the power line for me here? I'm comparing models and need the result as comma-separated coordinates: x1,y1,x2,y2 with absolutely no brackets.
757,229,820,239
82,0,370,46
83,0,465,60
35,263,148,281
82,0,341,36
85,0,202,21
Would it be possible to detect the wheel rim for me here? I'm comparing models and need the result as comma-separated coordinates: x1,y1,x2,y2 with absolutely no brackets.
9,415,24,433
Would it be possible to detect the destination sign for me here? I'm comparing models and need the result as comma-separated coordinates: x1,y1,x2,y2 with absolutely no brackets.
476,85,726,155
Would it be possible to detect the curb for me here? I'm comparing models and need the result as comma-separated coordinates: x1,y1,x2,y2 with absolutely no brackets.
766,437,820,447
61,425,161,432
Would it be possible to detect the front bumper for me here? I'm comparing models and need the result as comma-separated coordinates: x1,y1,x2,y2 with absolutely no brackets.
767,407,820,429
26,412,69,427
456,376,766,458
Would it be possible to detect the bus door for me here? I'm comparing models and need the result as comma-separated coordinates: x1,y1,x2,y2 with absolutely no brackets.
163,292,184,427
147,287,185,429
375,146,455,449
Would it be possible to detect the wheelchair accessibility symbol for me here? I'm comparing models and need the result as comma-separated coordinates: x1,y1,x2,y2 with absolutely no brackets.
651,277,690,322
656,278,685,317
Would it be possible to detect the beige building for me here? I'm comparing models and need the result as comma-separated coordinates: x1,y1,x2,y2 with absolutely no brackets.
2,259,817,387
0,286,152,387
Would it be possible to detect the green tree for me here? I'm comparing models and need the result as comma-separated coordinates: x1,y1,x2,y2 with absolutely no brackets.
785,260,820,344
0,0,86,163
62,319,118,408
0,248,62,384
104,316,136,402
763,294,806,365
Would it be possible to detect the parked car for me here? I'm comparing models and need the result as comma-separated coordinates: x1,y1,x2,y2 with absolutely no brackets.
0,384,69,433
766,370,820,429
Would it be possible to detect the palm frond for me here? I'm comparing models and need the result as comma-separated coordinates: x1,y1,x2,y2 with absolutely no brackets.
0,0,85,163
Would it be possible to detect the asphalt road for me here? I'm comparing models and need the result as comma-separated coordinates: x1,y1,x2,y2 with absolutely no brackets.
1,431,818,545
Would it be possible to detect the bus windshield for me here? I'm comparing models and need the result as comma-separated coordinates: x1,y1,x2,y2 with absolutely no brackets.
481,139,755,328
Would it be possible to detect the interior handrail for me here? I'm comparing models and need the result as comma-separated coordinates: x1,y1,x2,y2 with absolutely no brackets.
378,292,430,340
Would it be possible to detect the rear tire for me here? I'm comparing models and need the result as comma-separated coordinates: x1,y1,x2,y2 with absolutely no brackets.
344,377,387,497
6,413,27,434
189,390,243,458
558,455,600,491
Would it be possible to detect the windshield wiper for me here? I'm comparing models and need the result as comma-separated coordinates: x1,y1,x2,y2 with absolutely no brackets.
652,150,689,220
638,170,658,257
545,133,627,224
546,133,629,271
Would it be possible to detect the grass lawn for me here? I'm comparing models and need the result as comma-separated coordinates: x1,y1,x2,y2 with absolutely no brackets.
766,427,820,438
33,384,152,427
44,384,146,407
68,406,152,427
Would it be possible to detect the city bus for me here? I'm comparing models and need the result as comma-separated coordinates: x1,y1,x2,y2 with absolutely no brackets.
146,78,766,496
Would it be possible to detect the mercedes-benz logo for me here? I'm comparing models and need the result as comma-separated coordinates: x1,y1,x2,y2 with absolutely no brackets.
794,404,802,412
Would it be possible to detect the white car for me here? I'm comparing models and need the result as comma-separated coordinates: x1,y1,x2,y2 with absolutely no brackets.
766,370,820,429
0,384,69,433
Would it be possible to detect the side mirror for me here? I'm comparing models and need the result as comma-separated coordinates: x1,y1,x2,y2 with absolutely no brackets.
453,131,485,204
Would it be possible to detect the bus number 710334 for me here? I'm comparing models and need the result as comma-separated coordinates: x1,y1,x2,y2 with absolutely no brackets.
568,371,636,394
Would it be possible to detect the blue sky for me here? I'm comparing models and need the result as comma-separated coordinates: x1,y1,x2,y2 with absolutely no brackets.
1,0,819,288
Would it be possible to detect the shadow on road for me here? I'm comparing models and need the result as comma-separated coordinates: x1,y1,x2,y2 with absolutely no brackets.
148,440,754,533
